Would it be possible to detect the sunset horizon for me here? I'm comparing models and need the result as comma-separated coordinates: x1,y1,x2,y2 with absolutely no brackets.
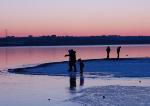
1,0,150,37
1,1,150,105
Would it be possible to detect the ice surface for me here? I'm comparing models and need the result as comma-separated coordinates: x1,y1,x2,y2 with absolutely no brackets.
9,58,150,77
70,85,150,106
3,57,150,106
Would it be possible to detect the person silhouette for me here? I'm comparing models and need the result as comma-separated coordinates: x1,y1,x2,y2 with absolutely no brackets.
78,58,84,76
106,46,111,59
70,49,77,72
117,46,121,59
65,49,77,72
65,49,77,89
78,58,84,86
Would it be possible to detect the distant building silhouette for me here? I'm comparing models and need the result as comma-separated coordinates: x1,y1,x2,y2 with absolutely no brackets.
28,35,33,38
1,36,150,46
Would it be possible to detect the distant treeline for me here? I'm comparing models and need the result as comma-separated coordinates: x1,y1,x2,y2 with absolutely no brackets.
0,35,150,46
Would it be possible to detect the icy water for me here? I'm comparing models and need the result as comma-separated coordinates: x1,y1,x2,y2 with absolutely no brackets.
0,45,150,106
0,45,150,70
0,73,81,106
0,72,150,106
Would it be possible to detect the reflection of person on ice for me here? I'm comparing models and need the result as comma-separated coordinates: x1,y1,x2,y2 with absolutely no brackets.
78,58,84,86
69,71,76,88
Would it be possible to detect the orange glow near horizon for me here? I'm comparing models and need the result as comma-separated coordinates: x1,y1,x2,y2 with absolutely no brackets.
0,0,150,37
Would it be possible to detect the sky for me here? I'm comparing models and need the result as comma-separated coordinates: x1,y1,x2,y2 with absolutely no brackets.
0,0,150,37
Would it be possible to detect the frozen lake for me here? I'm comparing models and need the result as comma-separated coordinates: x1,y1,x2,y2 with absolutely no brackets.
0,73,150,106
1,45,150,106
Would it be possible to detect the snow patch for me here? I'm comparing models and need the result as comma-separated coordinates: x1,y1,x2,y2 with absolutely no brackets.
70,86,150,106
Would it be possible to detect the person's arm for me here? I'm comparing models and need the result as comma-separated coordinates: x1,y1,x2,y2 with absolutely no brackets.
64,54,69,57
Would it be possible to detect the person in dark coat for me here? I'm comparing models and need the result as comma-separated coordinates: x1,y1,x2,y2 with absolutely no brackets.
65,49,77,72
117,46,121,59
106,46,111,59
78,58,84,76
70,49,77,72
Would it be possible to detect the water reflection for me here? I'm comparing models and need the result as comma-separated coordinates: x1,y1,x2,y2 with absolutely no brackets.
0,45,150,70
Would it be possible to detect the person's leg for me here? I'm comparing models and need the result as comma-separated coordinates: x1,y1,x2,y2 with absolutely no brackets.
117,52,119,59
73,63,77,72
107,52,110,59
70,71,76,88
80,68,83,76
107,52,109,59
69,62,74,72
80,74,84,86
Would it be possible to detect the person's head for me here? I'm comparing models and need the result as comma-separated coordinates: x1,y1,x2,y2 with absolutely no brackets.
108,46,110,48
117,46,121,50
71,49,76,54
106,46,110,51
68,49,71,52
78,58,82,62
69,49,73,53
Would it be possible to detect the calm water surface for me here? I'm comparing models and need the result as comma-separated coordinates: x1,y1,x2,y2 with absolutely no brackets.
0,45,150,70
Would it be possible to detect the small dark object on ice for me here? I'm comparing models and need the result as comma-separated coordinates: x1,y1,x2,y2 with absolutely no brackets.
48,98,51,101
139,81,141,83
102,96,105,99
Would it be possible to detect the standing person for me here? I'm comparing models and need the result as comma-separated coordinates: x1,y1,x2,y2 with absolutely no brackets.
70,49,77,72
106,46,111,59
78,58,84,86
117,46,121,59
65,49,77,72
69,49,77,89
78,58,84,76
65,49,77,89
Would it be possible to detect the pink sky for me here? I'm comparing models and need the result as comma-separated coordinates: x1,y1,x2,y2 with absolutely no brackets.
0,0,150,36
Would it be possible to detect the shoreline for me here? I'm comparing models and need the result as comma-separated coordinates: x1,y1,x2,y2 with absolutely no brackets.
8,57,150,77
1,44,150,47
